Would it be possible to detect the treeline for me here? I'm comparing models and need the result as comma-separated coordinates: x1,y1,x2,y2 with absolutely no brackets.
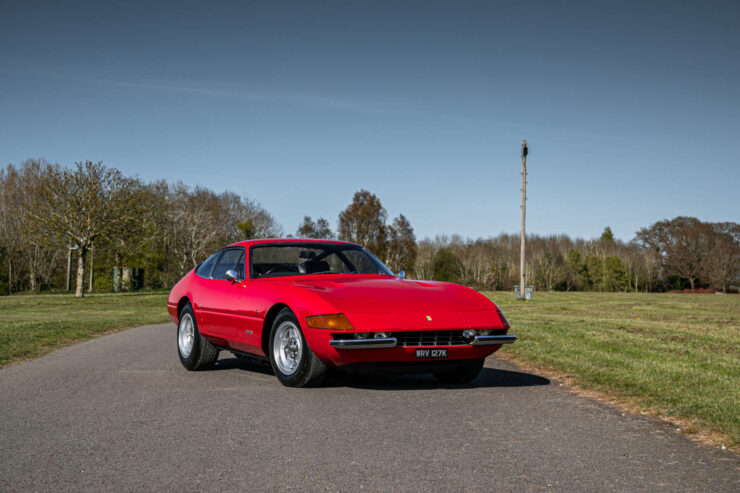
301,190,738,293
0,160,281,296
1,160,737,296
414,220,738,293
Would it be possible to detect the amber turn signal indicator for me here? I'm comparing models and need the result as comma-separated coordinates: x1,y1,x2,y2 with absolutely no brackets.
305,313,355,330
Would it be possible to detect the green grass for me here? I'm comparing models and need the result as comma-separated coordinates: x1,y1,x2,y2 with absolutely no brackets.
0,291,170,368
483,291,740,448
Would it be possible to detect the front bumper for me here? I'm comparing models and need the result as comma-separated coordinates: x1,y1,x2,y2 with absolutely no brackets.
328,337,398,349
471,334,517,345
329,334,516,349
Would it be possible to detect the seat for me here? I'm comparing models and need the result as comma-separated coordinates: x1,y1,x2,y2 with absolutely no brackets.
299,260,330,274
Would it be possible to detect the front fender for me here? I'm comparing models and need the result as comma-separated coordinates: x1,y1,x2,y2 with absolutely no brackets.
167,271,195,323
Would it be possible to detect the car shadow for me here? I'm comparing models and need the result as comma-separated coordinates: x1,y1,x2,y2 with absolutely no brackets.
213,356,274,375
213,356,550,390
326,367,550,391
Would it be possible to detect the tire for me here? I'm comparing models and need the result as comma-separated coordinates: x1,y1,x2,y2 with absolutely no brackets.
268,308,327,387
433,358,485,384
177,304,219,371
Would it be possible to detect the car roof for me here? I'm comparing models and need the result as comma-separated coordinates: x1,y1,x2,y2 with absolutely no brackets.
228,238,359,249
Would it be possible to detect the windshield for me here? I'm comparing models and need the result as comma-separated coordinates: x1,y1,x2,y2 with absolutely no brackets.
250,243,392,278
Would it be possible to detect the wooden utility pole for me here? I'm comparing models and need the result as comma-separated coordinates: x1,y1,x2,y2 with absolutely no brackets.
520,139,528,297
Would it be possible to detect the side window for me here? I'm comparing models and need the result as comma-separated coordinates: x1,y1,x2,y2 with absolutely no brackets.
212,249,243,280
195,252,220,278
234,252,246,280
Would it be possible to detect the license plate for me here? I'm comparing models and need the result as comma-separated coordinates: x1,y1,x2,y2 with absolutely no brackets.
415,348,448,359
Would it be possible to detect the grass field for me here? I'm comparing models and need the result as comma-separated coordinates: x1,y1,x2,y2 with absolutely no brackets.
483,291,740,448
0,291,170,368
1,290,738,448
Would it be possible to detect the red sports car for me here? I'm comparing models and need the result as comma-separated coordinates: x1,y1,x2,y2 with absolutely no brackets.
167,239,516,387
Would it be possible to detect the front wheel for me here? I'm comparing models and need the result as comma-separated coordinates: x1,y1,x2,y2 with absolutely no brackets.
433,358,484,384
177,304,219,370
268,308,327,387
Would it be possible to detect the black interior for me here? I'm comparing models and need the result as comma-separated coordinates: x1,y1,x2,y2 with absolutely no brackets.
299,260,330,274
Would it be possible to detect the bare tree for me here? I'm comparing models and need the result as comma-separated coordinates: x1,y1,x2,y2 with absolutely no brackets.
0,165,23,293
702,222,740,292
163,184,222,277
386,214,417,274
296,216,334,239
159,184,284,279
337,190,388,256
0,161,62,293
622,242,643,293
32,161,143,297
534,251,564,291
636,217,712,290
413,240,436,280
219,191,283,242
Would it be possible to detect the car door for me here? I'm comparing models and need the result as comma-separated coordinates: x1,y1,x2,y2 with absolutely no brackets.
190,252,220,334
226,251,264,354
198,248,245,342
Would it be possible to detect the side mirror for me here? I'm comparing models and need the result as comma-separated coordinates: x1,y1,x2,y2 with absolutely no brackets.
225,269,238,283
396,270,405,280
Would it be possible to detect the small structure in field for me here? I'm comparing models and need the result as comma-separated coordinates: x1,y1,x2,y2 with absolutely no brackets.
515,285,534,300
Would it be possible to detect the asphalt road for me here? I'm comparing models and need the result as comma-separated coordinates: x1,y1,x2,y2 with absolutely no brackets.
0,324,737,492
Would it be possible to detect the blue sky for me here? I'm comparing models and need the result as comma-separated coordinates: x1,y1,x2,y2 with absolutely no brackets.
1,0,738,241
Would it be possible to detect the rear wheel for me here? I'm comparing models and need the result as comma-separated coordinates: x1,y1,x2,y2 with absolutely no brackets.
268,308,327,387
177,304,219,370
433,358,484,384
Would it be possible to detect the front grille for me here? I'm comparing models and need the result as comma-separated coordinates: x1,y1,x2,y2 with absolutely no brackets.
331,329,509,347
395,330,468,347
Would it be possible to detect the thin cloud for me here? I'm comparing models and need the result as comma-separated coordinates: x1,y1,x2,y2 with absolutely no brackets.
79,76,412,115
12,67,618,140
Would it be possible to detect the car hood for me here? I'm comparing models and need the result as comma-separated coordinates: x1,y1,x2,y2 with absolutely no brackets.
291,276,501,331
